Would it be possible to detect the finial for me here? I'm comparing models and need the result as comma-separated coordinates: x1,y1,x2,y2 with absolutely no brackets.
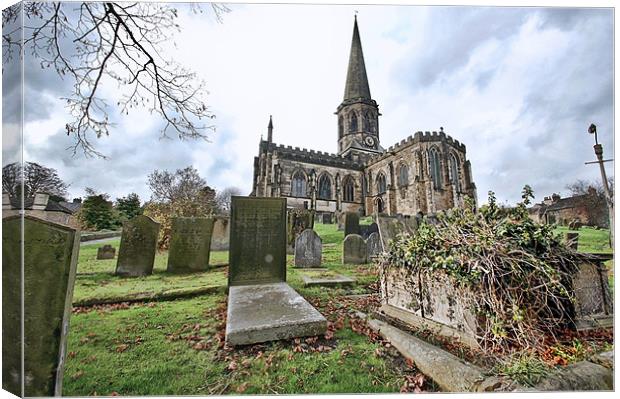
267,115,273,142
440,127,444,133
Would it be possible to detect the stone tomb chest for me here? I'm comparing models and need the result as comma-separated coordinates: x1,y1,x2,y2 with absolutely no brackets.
226,197,327,346
2,215,80,396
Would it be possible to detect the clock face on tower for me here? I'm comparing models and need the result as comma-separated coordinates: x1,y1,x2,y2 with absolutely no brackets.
364,135,376,148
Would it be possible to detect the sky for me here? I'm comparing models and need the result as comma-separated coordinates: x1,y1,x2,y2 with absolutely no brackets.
1,1,615,206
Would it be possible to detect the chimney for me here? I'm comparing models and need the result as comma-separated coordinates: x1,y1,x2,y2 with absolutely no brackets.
32,192,50,210
73,198,82,203
551,193,561,203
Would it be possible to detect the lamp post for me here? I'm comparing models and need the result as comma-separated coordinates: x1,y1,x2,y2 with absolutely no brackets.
585,123,614,247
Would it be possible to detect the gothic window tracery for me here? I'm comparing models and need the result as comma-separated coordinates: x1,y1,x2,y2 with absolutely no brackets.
318,174,332,200
338,116,344,139
349,111,358,133
429,148,443,190
376,172,387,194
291,171,307,197
397,163,409,187
343,176,355,202
449,153,460,192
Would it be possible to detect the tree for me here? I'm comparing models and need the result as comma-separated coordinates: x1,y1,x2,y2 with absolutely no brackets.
214,186,242,215
565,177,614,200
2,2,230,157
564,178,611,228
78,187,115,230
144,166,215,249
2,161,69,201
115,192,142,221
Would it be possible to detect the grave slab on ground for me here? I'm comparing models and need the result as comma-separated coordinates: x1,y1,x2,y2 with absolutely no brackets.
299,271,356,287
226,282,327,346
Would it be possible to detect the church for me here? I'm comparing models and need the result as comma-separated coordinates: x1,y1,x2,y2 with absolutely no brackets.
251,17,477,218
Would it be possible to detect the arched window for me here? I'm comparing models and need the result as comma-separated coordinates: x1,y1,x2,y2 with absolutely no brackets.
343,176,355,202
449,153,460,192
376,173,387,194
429,148,442,190
291,171,307,197
349,111,358,133
338,116,344,138
318,174,332,200
363,111,371,132
398,164,409,187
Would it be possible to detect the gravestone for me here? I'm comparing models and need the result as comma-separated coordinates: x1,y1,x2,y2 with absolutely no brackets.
322,213,333,224
2,215,80,396
294,229,322,268
572,255,613,330
210,216,230,251
344,212,360,236
343,234,367,264
287,209,315,254
167,217,215,273
335,210,345,230
565,232,579,250
229,197,287,286
366,232,382,259
115,215,160,277
377,215,417,251
360,222,379,239
96,244,116,260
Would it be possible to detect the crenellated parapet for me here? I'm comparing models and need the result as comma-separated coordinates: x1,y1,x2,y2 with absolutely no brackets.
367,130,467,165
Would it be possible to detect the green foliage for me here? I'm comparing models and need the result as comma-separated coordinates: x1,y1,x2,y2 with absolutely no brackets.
115,193,142,222
495,353,550,387
385,187,581,351
78,191,116,231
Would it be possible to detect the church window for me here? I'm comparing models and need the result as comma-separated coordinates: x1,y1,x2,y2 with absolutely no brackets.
429,148,443,190
449,153,460,192
338,116,344,138
318,174,332,200
398,164,409,187
343,176,355,202
291,171,307,197
363,111,370,132
376,173,387,194
349,111,358,133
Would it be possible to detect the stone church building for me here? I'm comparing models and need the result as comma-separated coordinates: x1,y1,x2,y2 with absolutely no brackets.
251,17,477,217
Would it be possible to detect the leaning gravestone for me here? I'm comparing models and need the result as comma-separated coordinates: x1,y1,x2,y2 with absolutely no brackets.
343,234,367,264
167,217,215,273
2,215,80,396
366,232,382,259
344,212,360,237
115,215,160,277
377,215,417,251
287,209,315,254
294,229,322,268
226,196,327,345
96,244,116,260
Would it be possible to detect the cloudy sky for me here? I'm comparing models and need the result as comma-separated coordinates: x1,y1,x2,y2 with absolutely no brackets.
2,1,614,206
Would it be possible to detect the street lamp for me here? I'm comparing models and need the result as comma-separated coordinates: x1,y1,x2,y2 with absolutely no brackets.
585,123,614,247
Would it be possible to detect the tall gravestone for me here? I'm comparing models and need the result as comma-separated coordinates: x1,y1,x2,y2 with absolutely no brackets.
2,215,80,396
115,215,160,277
366,232,382,259
229,197,287,286
343,234,367,264
167,217,215,273
344,212,360,237
377,215,418,251
210,216,230,251
294,229,322,268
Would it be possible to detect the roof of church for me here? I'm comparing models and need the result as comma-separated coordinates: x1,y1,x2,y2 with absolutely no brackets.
343,16,371,101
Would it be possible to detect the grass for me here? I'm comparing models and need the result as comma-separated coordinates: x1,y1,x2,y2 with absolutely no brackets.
553,225,612,254
65,222,432,395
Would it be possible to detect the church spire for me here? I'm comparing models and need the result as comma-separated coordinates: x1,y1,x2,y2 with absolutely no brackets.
343,15,371,101
267,115,273,142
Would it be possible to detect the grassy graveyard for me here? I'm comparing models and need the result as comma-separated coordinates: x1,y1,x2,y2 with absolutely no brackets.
64,222,435,395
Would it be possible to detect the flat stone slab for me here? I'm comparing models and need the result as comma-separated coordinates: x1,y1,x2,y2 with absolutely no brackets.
226,282,327,346
300,272,356,287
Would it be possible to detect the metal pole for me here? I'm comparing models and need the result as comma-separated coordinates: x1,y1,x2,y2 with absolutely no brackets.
593,143,614,248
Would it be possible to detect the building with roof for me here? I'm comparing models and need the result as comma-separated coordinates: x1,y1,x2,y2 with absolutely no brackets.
251,17,477,217
528,189,609,228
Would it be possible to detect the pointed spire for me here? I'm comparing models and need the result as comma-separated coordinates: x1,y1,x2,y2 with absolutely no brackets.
267,115,273,142
343,15,371,101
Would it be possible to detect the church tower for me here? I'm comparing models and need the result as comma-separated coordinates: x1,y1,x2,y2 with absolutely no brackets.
336,16,382,161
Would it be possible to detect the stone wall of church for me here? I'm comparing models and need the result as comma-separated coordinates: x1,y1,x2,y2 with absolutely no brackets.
363,131,477,216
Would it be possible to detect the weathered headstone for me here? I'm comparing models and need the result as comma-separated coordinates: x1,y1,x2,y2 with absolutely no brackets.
287,209,315,254
565,232,579,250
96,244,116,260
2,215,80,396
322,213,333,224
360,222,379,239
344,212,360,236
210,216,230,251
377,215,417,251
115,215,160,277
366,232,382,259
294,229,322,268
167,217,215,273
343,234,367,264
229,197,287,286
572,255,613,330
335,210,345,230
